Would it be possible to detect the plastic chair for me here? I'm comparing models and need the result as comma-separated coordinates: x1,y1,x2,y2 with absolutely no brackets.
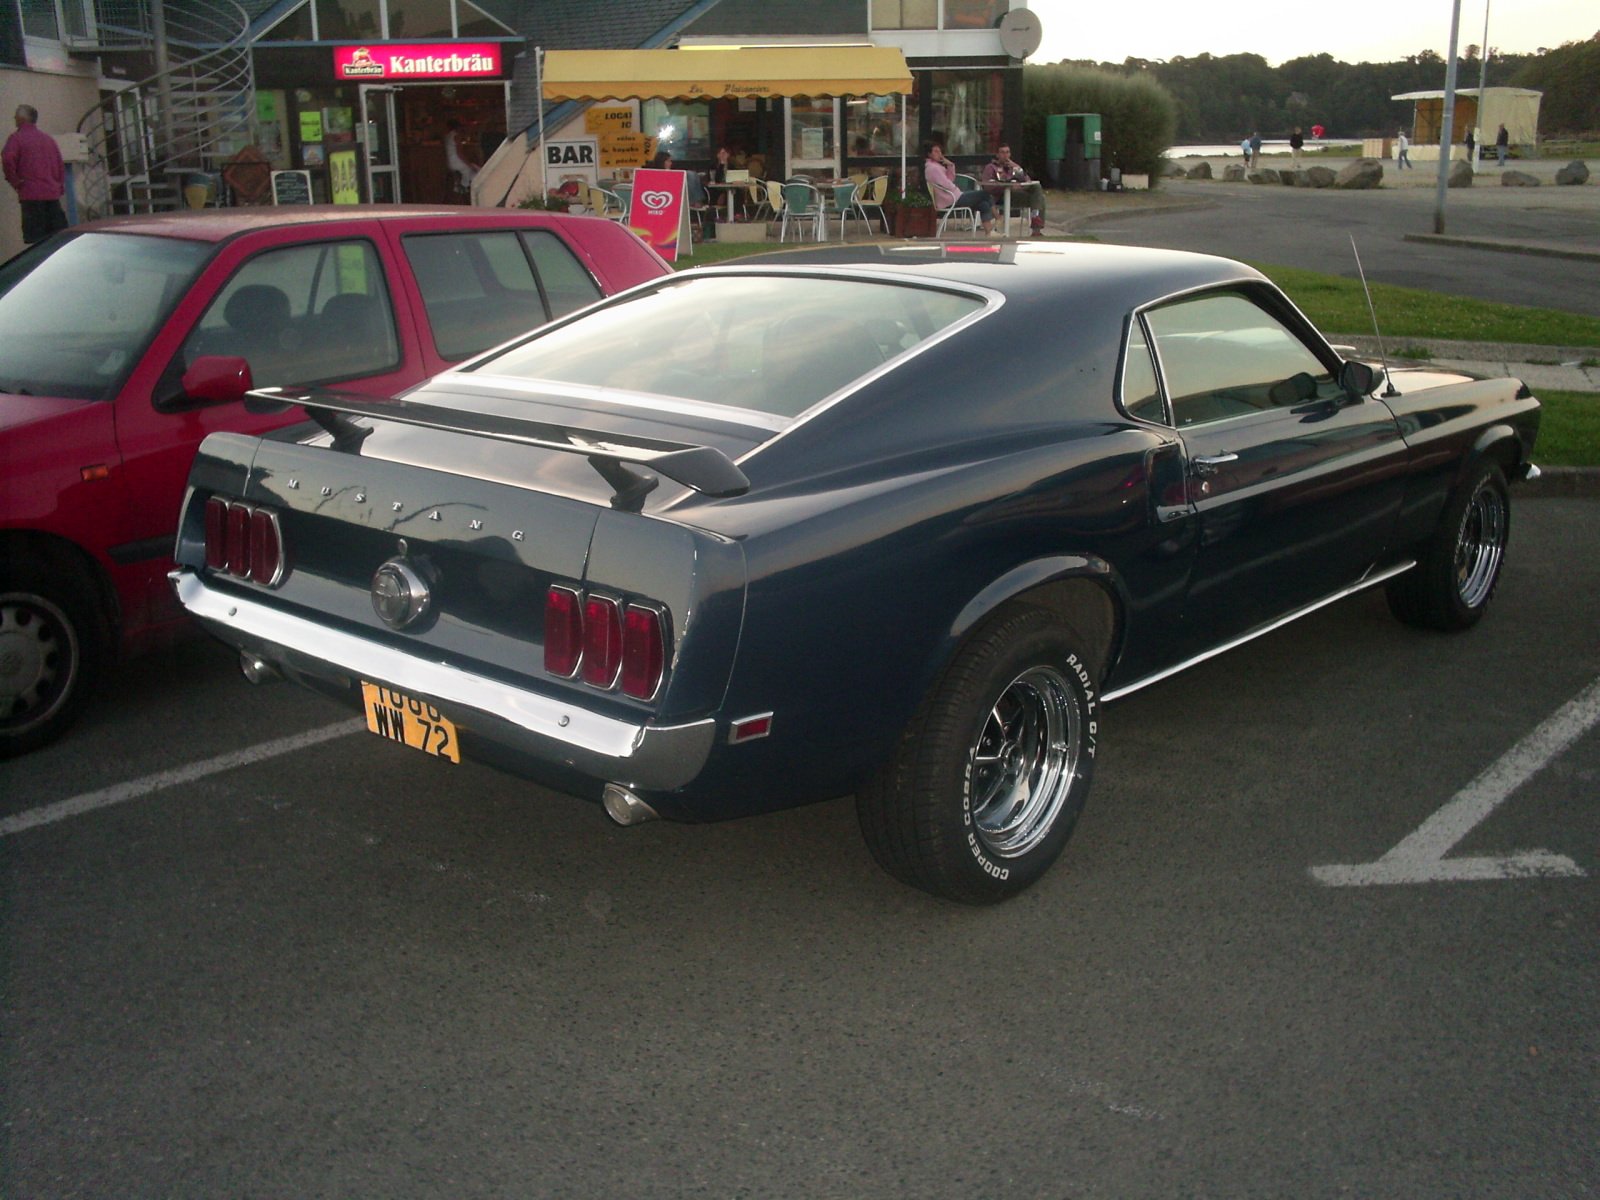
828,180,858,238
779,181,821,242
851,174,891,236
587,186,626,221
954,172,980,192
936,196,978,237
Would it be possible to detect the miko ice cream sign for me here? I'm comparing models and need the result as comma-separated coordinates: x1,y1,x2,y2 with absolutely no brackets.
334,43,502,81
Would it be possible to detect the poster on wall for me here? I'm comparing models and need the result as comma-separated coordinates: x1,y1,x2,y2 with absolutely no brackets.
627,168,689,263
329,150,360,204
585,105,635,135
299,111,324,143
256,90,290,167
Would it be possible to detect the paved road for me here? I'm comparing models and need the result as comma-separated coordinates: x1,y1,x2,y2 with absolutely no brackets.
4,497,1597,1198
1079,175,1600,319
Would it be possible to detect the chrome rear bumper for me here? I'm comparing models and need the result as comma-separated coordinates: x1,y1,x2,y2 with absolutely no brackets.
170,569,716,791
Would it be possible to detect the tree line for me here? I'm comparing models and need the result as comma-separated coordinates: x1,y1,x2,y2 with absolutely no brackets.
1035,33,1598,142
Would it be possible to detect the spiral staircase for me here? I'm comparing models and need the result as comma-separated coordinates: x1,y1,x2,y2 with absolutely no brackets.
73,0,256,219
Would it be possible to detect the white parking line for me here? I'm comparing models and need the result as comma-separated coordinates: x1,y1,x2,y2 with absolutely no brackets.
1312,675,1600,886
0,720,363,838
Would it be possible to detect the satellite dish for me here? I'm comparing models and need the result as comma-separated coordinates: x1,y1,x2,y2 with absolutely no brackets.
998,9,1043,59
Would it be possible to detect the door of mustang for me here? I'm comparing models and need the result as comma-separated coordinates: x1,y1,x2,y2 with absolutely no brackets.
1139,288,1408,647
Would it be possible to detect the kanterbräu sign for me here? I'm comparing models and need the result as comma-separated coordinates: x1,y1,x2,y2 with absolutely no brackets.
333,43,502,81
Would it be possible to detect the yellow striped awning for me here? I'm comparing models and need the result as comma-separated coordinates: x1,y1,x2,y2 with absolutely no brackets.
542,47,913,101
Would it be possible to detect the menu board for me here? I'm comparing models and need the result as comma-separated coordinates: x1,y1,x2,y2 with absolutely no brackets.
271,169,313,205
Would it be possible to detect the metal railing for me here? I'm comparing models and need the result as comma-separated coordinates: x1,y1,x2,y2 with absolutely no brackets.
74,0,256,219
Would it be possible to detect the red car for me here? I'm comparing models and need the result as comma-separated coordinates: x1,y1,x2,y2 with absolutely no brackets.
0,206,669,756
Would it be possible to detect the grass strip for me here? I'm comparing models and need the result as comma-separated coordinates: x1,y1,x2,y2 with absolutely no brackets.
1252,263,1600,348
1530,389,1600,467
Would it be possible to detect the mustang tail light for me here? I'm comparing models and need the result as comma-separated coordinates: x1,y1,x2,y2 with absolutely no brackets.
204,496,285,587
620,605,666,700
544,585,668,700
581,595,623,688
544,586,583,677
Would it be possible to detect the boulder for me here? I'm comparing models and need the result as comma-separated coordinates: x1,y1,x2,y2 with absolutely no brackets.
1222,163,1247,182
1448,159,1474,188
1500,170,1540,187
1185,162,1213,180
1335,158,1384,189
1554,160,1590,185
1304,166,1337,188
1159,159,1188,178
1283,170,1310,187
1247,169,1281,185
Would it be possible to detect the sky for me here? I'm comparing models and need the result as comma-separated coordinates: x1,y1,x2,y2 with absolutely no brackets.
1027,0,1596,67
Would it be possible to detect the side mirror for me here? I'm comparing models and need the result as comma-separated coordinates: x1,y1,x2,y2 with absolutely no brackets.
181,355,255,407
1339,359,1378,399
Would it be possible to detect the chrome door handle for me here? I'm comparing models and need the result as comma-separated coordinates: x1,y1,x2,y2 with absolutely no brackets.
1192,453,1238,476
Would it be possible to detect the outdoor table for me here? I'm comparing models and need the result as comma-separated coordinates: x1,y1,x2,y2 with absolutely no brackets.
705,181,747,224
985,180,1036,237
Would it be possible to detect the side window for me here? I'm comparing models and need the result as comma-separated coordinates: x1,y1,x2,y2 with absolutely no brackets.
1121,319,1165,424
180,240,398,388
523,230,602,319
404,231,549,361
1143,291,1335,428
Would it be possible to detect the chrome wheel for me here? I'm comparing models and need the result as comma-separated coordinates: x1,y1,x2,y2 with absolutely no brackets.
969,665,1082,859
0,591,79,734
1454,482,1507,609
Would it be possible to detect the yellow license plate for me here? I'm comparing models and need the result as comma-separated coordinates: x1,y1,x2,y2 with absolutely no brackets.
361,682,460,763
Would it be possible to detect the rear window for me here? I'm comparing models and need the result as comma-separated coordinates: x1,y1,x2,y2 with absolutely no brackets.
0,232,209,400
403,229,602,361
473,274,985,419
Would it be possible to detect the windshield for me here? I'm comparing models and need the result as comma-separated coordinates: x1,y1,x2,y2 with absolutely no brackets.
0,233,211,400
474,274,986,419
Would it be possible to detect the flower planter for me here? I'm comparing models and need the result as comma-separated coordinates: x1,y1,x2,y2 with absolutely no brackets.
893,205,935,238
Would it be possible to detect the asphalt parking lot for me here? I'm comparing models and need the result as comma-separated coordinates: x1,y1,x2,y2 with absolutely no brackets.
3,495,1596,1198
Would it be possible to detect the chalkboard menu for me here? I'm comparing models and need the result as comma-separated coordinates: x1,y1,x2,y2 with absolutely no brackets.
270,169,312,205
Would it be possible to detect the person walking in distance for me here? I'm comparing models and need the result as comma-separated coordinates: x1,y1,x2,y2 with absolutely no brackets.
1289,127,1304,168
1495,123,1509,167
1395,129,1411,170
3,104,68,244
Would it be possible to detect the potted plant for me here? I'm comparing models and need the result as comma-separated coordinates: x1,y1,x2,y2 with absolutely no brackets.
892,187,935,238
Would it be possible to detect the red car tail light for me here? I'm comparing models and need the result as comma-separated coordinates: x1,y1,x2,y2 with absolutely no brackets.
621,604,666,700
544,586,583,677
203,497,286,587
581,595,623,688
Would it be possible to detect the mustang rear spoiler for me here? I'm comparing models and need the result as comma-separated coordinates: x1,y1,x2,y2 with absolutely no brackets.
246,386,749,510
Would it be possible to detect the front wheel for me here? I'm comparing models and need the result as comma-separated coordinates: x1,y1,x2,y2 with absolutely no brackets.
1387,462,1510,631
857,607,1098,904
0,557,105,758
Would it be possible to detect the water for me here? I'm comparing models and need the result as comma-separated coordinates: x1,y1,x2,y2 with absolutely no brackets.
1169,140,1342,157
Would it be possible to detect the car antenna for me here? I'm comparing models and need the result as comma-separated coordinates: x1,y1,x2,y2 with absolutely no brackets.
1350,235,1400,397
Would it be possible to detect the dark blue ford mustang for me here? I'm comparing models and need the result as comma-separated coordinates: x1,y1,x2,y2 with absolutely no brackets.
171,242,1540,903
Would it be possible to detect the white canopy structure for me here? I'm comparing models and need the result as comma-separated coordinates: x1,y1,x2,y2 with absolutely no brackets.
1391,86,1542,148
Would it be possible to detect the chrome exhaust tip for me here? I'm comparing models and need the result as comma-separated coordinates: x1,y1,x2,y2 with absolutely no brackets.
602,783,659,826
239,652,280,685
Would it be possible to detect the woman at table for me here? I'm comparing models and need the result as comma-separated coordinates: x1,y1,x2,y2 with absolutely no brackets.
923,142,994,237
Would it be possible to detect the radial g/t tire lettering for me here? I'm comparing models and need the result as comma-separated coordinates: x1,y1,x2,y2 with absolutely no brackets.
857,605,1097,904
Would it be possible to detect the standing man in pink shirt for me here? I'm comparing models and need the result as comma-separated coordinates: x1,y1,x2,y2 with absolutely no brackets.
4,105,68,245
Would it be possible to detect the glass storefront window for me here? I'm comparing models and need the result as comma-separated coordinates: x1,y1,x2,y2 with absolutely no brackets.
870,0,937,29
317,0,381,39
642,99,711,162
388,0,452,38
844,95,909,159
944,0,1008,28
930,71,1002,157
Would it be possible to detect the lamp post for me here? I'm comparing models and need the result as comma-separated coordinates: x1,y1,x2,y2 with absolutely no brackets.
1433,0,1464,234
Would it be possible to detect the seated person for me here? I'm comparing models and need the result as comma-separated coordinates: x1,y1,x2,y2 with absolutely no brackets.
923,142,994,236
981,142,1048,236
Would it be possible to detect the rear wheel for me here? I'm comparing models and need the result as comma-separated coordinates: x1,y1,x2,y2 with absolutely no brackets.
0,556,105,758
1387,463,1510,631
857,606,1097,904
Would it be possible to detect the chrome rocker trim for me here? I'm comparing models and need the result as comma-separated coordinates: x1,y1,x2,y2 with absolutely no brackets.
170,569,716,791
1102,560,1416,703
